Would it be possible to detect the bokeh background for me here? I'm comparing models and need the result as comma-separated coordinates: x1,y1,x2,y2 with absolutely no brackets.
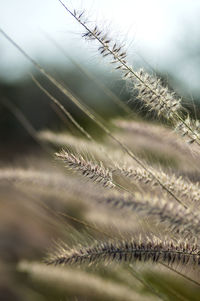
1,1,200,300
1,0,200,156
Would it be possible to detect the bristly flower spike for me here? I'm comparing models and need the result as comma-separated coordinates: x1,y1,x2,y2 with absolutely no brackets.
55,149,115,188
175,116,200,144
61,3,181,121
46,237,200,267
98,192,200,239
58,0,200,145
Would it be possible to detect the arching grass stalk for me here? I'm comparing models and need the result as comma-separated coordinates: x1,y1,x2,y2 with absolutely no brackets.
58,0,200,147
114,165,200,206
46,237,200,268
98,192,200,239
55,149,115,188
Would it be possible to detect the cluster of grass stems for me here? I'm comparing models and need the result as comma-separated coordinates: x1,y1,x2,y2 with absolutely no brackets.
2,1,200,300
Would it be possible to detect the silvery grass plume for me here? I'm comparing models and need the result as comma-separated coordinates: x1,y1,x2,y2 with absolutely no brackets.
0,168,68,188
55,149,115,188
97,191,200,239
18,261,158,301
0,167,104,200
38,130,113,162
114,165,200,207
113,119,199,157
175,116,200,144
112,119,200,176
59,1,200,147
46,236,200,268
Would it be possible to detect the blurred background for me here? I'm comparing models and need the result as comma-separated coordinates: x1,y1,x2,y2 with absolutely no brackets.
1,0,200,158
1,1,200,300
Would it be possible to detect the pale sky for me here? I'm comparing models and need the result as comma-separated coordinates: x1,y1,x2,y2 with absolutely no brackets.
1,0,200,94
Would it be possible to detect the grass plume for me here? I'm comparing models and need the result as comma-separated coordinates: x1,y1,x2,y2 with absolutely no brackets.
58,1,200,146
55,149,115,188
46,236,200,268
97,192,200,239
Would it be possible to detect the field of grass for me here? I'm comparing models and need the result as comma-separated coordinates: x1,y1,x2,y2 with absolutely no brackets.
1,1,200,300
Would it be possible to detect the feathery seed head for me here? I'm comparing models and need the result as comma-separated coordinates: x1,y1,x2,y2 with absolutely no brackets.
55,150,115,188
98,191,200,239
115,165,200,206
46,237,200,267
175,116,200,144
70,6,182,121
134,69,181,119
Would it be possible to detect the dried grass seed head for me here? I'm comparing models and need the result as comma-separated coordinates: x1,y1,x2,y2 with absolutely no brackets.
55,149,115,188
46,236,200,268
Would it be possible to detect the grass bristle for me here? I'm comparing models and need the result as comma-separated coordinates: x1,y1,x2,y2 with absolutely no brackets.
55,149,115,188
46,237,200,268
